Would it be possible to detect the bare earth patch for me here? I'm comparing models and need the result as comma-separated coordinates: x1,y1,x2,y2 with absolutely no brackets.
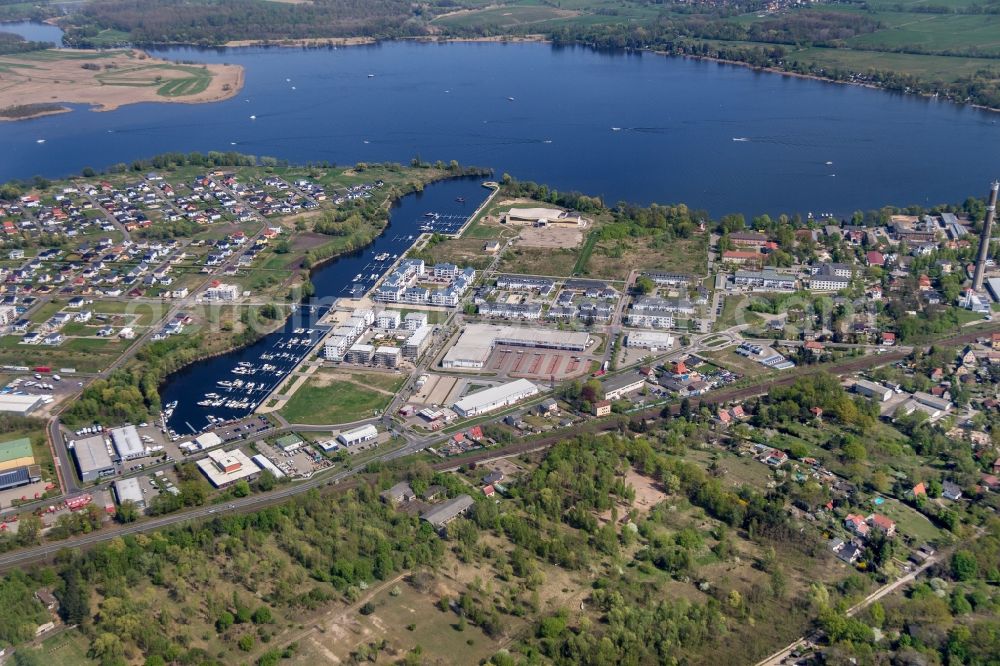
0,49,243,119
598,467,668,525
516,224,583,249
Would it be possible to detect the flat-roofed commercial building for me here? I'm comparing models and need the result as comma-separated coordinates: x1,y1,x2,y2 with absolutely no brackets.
452,379,539,418
338,424,378,447
0,394,44,416
624,331,674,350
197,448,259,488
251,454,285,479
442,324,589,369
852,379,893,402
0,464,41,491
110,425,145,461
113,477,146,510
421,494,475,530
601,373,647,401
72,434,116,483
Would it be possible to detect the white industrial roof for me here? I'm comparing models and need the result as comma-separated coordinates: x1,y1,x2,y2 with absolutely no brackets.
195,431,222,450
443,324,590,366
113,477,144,505
626,331,674,346
110,425,144,458
339,424,378,445
74,434,114,473
453,379,538,414
0,394,44,414
251,454,285,479
196,448,258,487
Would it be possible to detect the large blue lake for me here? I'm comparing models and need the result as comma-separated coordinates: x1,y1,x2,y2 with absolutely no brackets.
2,22,998,216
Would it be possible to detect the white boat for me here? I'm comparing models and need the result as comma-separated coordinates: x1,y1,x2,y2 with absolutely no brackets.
732,137,750,142
353,273,362,281
507,96,515,101
611,127,622,131
368,73,375,78
36,139,45,144
250,115,256,120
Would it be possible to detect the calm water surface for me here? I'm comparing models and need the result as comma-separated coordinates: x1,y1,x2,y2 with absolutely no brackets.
1,34,997,216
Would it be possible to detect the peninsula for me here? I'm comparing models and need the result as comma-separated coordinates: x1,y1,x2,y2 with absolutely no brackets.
0,48,243,120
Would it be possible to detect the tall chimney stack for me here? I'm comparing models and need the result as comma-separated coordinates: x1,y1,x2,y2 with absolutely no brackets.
972,180,999,292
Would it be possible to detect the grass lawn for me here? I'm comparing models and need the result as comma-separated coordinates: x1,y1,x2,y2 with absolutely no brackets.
584,234,708,281
39,628,96,666
499,246,580,277
279,377,393,425
875,498,943,543
715,295,762,330
343,371,406,393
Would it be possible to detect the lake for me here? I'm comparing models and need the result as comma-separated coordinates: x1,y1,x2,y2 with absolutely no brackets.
2,24,998,216
1,20,63,44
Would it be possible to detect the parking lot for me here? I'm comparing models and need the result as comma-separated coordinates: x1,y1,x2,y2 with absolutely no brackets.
489,346,591,381
205,414,274,445
1,372,87,417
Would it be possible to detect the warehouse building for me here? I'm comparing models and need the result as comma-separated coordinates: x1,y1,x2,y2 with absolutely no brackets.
110,425,145,461
442,324,590,369
421,494,475,531
852,379,893,402
625,331,675,350
72,434,116,483
0,394,45,416
601,373,648,401
452,379,539,418
337,424,379,448
251,454,285,479
0,464,41,492
196,448,259,488
113,477,146,511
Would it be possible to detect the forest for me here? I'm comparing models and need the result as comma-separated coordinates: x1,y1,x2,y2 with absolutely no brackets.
2,417,995,664
61,0,425,46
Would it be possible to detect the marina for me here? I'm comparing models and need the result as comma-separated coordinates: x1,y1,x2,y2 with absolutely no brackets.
158,177,489,433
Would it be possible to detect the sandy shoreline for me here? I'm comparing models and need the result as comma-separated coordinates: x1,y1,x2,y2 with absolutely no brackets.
0,48,244,121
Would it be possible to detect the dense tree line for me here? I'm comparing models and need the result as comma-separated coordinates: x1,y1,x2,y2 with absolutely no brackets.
62,0,426,46
0,32,52,55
